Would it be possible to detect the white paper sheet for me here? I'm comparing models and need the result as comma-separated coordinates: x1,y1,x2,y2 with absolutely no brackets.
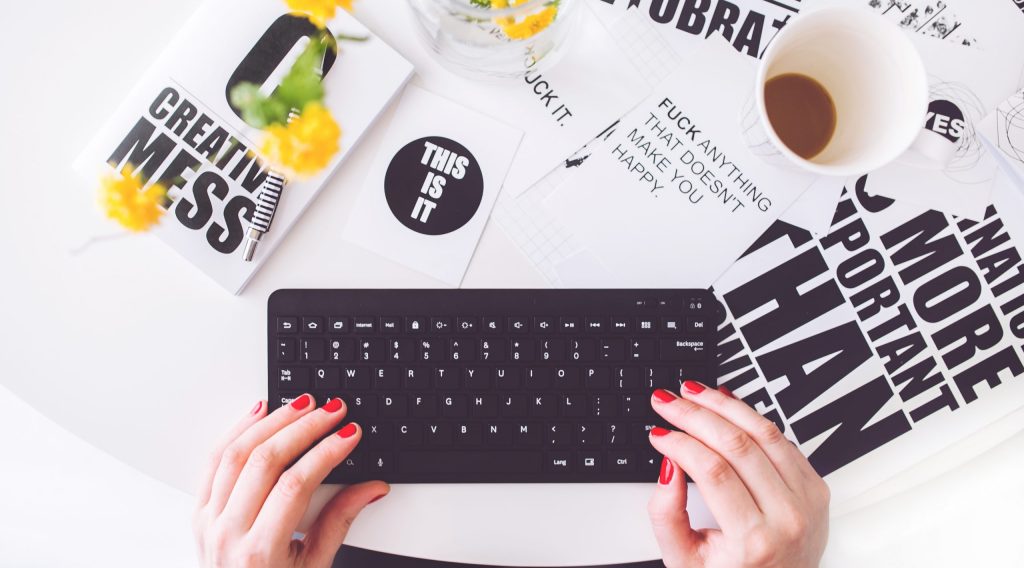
343,86,523,286
543,39,817,288
353,1,651,198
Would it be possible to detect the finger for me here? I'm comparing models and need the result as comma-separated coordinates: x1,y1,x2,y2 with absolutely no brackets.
649,426,761,534
648,456,703,568
652,388,790,512
683,381,819,491
252,421,362,543
220,397,348,529
197,400,267,508
301,480,390,567
206,394,318,516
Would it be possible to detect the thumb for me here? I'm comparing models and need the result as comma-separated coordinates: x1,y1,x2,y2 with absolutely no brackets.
648,457,702,568
301,480,390,567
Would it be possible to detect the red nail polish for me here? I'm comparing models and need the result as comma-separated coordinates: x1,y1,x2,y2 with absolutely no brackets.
659,457,674,485
650,426,671,437
249,400,263,415
682,380,706,394
718,385,736,399
653,389,677,403
322,398,343,413
369,494,386,504
337,423,358,438
290,394,312,410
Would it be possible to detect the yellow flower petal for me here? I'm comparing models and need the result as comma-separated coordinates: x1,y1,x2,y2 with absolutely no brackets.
493,0,557,40
97,166,167,232
284,0,355,27
260,102,342,178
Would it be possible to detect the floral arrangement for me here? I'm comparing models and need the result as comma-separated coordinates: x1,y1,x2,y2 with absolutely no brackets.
471,0,560,41
96,0,355,233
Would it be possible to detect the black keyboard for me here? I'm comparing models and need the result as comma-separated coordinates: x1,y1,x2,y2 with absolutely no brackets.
267,289,719,483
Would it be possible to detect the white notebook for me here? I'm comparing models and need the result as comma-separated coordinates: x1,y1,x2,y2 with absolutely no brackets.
74,0,413,293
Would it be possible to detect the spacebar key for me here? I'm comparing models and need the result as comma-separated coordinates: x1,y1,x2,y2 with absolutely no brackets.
398,451,542,475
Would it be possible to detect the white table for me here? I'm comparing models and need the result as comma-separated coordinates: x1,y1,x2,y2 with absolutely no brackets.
2,0,1024,565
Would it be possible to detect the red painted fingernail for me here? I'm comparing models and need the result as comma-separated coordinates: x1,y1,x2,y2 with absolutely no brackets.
659,457,674,485
322,398,344,413
369,493,386,504
249,400,263,415
337,423,358,438
682,380,706,394
653,389,677,403
650,426,671,437
290,394,312,410
718,385,736,399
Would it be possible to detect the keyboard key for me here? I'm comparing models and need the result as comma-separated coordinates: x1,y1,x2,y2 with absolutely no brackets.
606,423,626,445
364,423,393,446
559,317,580,332
478,338,505,362
545,451,573,472
389,338,415,362
338,454,362,474
629,338,656,361
553,367,581,390
560,394,586,417
426,423,453,445
547,423,571,446
660,338,706,361
430,317,451,332
509,339,534,362
610,317,631,332
328,317,349,333
419,338,444,362
464,368,490,390
482,317,502,333
397,423,423,445
380,317,401,332
507,316,529,333
533,316,556,332
359,338,385,362
277,367,309,389
435,367,459,389
278,341,300,365
621,395,640,417
381,395,407,418
484,423,512,445
329,338,355,362
366,452,393,475
406,317,426,333
584,318,607,332
637,318,656,332
600,339,625,361
501,394,528,417
591,395,618,418
513,423,540,446
302,317,323,333
585,367,610,389
353,317,375,333
373,367,400,390
570,338,597,362
456,317,478,333
449,338,476,362
579,452,602,471
608,451,636,472
351,394,377,417
530,394,557,418
442,395,468,418
342,367,369,390
661,317,683,333
300,338,325,362
398,451,542,474
539,338,566,362
495,368,521,390
411,395,436,418
578,423,600,446
277,317,298,333
525,368,552,390
455,423,482,445
471,395,497,418
404,367,430,390
615,368,641,390
314,367,340,389
687,317,707,332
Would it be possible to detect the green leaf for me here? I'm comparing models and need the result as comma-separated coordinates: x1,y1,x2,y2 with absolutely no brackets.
229,82,289,128
275,40,326,111
469,0,491,7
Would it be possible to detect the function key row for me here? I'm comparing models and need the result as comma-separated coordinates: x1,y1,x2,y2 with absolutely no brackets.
279,316,708,335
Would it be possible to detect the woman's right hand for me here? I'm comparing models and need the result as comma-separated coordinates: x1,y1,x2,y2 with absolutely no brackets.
646,383,830,568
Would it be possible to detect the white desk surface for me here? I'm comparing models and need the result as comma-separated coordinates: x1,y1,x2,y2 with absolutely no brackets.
2,0,1024,566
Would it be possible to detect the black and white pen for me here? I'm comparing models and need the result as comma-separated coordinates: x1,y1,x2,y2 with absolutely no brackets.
241,109,298,262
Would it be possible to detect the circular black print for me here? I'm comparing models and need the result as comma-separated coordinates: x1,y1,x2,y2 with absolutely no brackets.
384,136,484,236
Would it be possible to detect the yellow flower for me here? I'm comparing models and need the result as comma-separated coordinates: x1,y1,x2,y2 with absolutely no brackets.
97,167,167,232
284,0,354,28
492,0,558,40
260,102,341,178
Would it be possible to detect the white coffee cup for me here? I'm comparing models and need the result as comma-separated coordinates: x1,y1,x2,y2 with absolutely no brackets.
753,6,929,177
